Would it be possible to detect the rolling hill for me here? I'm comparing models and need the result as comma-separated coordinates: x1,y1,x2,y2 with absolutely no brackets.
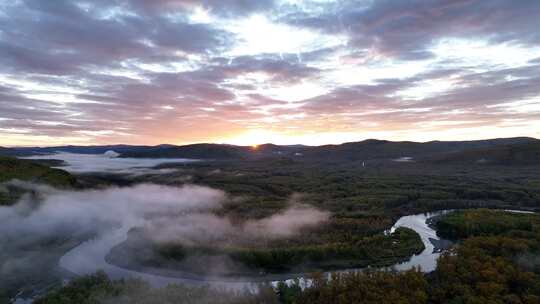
2,145,154,156
118,143,251,159
0,146,19,157
119,137,540,161
297,137,539,162
3,137,539,164
0,156,76,186
0,156,76,205
428,141,540,165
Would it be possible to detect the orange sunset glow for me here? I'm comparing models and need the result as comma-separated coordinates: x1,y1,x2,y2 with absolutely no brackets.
0,1,539,147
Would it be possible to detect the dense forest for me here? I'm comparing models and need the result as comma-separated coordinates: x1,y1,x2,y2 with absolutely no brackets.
148,157,540,219
29,210,540,304
2,150,540,302
110,225,423,276
29,271,279,304
0,156,75,205
286,209,540,303
436,209,538,240
108,157,540,275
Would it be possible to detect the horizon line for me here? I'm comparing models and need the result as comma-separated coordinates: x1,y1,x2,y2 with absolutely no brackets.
4,136,538,149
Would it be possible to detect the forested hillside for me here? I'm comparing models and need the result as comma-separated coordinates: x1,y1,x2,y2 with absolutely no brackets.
0,156,76,205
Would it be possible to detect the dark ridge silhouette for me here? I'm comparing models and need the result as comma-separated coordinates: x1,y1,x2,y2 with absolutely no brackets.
428,141,540,165
2,137,539,164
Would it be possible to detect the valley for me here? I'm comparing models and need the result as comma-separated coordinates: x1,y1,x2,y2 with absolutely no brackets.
1,138,539,303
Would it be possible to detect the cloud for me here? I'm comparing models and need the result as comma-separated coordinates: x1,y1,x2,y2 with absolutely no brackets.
146,203,330,247
137,193,330,247
127,0,276,17
23,152,199,174
286,0,540,60
1,0,540,145
0,1,229,75
0,182,330,280
0,182,226,239
0,182,233,292
222,55,320,84
244,203,330,238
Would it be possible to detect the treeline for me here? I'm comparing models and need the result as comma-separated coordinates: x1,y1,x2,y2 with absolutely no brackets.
284,234,540,303
279,209,540,303
0,156,76,205
436,209,537,240
152,158,540,222
429,236,539,303
31,271,280,304
0,156,75,187
228,228,423,272
286,269,428,304
144,225,423,275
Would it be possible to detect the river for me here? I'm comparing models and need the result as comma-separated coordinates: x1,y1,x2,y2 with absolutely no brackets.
57,210,453,290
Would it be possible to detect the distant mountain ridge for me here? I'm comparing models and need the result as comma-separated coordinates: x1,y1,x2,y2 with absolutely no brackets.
1,137,539,165
429,141,540,165
298,137,539,162
3,144,154,156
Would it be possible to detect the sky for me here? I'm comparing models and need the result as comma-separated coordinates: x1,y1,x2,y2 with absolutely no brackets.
0,0,539,147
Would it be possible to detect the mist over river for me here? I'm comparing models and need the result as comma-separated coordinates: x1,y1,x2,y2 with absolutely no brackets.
23,152,198,174
58,211,452,289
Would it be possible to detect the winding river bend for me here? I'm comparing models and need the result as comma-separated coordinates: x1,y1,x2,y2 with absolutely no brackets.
58,210,452,289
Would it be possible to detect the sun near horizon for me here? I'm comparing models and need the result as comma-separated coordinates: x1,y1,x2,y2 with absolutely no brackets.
0,1,539,147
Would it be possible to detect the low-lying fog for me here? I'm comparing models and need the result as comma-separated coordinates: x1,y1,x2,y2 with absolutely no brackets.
0,180,329,282
22,152,198,174
1,181,328,248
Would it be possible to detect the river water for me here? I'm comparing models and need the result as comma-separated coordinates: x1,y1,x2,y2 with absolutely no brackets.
390,210,453,272
20,208,533,303
57,210,452,290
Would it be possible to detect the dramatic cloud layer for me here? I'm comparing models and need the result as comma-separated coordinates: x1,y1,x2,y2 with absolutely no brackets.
1,0,539,146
